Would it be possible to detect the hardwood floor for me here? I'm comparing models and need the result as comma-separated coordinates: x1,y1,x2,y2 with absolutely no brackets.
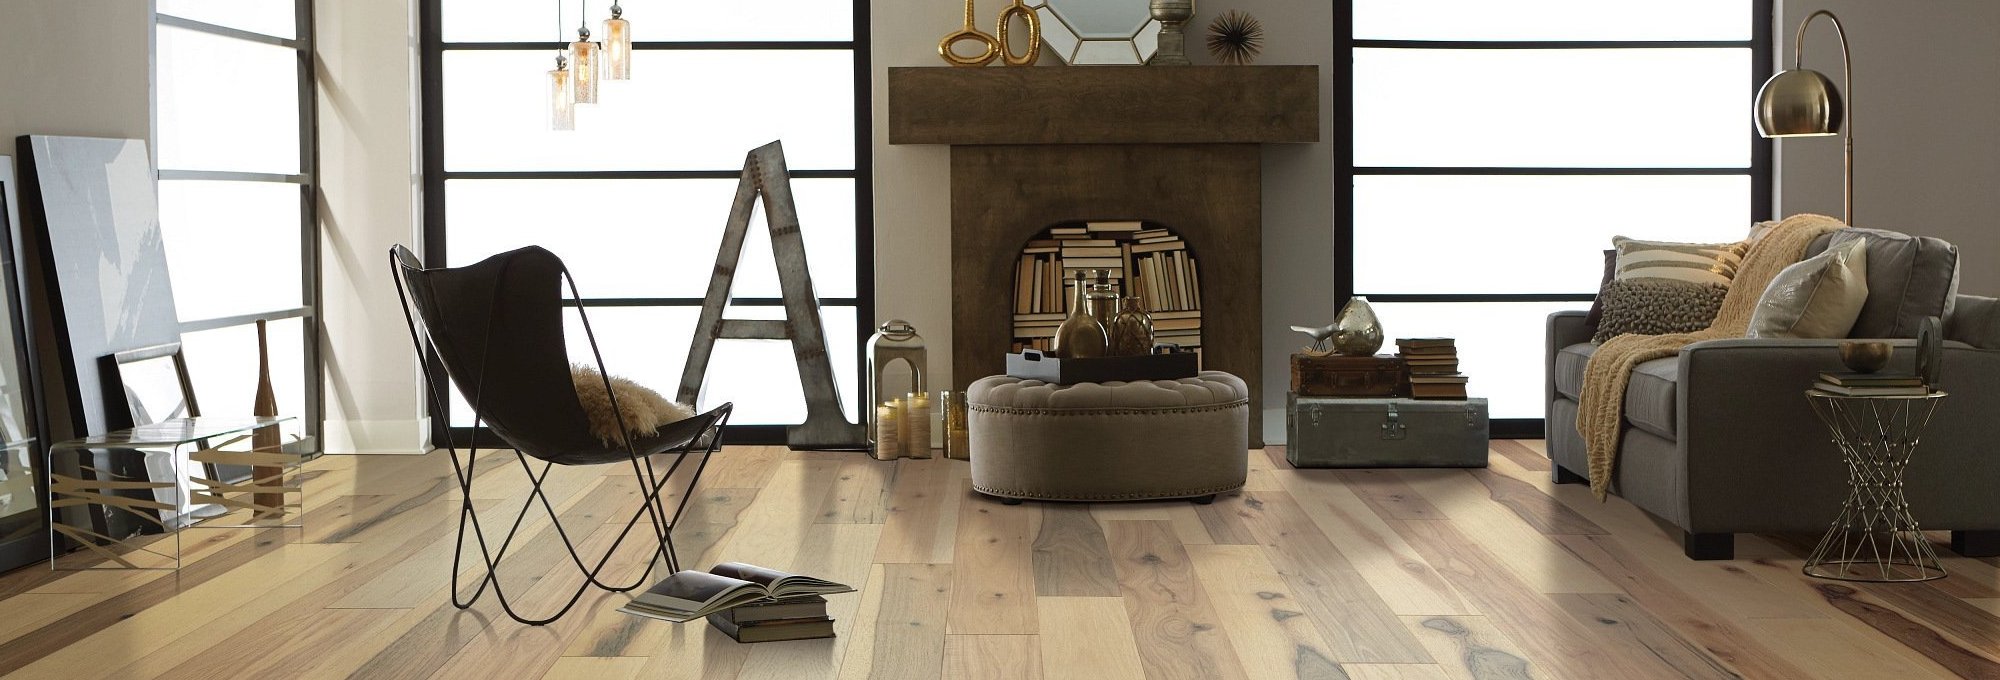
2,443,1998,679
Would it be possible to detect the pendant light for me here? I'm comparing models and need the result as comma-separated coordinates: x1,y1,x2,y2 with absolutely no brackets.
570,0,603,104
548,2,574,130
604,1,632,80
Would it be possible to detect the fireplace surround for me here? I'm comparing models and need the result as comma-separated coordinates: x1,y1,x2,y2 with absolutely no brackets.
888,65,1320,446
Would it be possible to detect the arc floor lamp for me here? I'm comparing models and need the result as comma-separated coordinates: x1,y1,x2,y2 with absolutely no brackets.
1755,9,1852,224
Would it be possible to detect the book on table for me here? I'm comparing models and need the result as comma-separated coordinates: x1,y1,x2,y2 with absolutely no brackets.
1811,382,1932,397
618,562,855,624
1817,371,1924,387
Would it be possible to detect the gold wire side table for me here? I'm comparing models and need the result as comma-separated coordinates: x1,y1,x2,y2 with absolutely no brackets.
1802,390,1948,582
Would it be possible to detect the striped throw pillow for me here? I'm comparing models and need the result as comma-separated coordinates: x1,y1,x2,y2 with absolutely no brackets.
1612,237,1748,287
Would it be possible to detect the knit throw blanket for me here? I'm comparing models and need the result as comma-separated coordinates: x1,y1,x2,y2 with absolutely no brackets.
1577,214,1847,499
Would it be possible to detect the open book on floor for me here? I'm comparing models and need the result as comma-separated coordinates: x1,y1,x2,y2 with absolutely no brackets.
618,562,855,623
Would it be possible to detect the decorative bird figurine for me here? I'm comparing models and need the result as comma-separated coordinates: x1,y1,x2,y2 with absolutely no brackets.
1291,323,1339,354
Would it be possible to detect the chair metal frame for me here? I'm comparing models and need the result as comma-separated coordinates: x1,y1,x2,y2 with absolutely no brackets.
391,245,728,625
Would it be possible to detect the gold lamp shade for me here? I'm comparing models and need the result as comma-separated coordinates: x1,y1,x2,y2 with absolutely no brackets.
1755,69,1843,137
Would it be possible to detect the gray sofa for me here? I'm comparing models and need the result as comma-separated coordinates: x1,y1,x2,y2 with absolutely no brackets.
1545,228,2000,560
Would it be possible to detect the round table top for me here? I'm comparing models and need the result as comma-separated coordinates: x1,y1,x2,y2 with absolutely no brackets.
1806,389,1948,401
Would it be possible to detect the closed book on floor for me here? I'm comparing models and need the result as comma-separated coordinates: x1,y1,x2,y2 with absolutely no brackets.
718,594,829,625
705,615,836,643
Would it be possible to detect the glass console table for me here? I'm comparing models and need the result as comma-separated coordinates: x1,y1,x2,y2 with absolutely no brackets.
47,417,301,570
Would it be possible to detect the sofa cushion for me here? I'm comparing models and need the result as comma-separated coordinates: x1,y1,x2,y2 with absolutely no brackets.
1805,228,1959,338
1553,343,1678,440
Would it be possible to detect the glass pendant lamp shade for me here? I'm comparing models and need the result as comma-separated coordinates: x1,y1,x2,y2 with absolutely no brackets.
1755,69,1842,137
604,2,632,80
548,55,575,130
570,29,602,104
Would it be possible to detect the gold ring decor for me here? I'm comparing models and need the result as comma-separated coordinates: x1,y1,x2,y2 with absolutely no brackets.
996,0,1040,66
939,0,1001,67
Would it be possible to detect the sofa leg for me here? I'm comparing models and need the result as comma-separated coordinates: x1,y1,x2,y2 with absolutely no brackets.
1189,494,1217,505
1951,530,2000,557
999,497,1023,506
1683,532,1734,560
1551,465,1587,485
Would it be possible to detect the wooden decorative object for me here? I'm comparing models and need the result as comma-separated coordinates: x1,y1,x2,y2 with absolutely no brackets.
250,320,283,517
997,0,1041,66
1290,354,1408,398
1206,10,1264,65
677,142,864,449
939,0,1001,67
887,66,1319,145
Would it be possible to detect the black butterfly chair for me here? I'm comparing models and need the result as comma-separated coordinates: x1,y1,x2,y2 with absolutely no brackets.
390,244,730,626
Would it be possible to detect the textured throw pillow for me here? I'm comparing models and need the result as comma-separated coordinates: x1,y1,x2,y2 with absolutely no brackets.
1748,237,1870,339
1592,279,1730,343
571,365,696,446
1612,236,1748,287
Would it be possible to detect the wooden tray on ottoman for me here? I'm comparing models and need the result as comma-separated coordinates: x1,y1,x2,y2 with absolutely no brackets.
1006,349,1199,385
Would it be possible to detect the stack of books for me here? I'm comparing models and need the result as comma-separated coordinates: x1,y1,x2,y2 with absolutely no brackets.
1813,371,1930,397
618,562,854,643
707,594,834,643
1398,338,1468,400
1010,221,1202,355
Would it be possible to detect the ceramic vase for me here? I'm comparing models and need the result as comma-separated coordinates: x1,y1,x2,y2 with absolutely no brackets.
1332,296,1384,356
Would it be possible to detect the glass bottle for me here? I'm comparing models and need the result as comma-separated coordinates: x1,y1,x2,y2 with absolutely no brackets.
1052,271,1107,358
1108,296,1155,356
1088,270,1119,328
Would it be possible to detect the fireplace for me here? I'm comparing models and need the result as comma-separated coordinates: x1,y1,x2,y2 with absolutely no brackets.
888,65,1320,447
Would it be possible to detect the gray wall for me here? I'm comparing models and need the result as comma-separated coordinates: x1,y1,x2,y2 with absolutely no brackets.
0,1,154,157
1778,0,2000,296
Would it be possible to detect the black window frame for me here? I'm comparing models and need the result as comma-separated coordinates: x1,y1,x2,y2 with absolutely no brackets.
153,0,325,451
417,0,875,447
1335,0,1775,438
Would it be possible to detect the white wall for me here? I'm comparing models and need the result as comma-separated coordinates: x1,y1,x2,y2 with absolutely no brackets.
0,1,154,158
1777,0,2000,296
315,0,429,453
870,0,1337,443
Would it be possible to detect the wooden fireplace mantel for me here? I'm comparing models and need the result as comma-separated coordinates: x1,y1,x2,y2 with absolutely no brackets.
887,65,1321,448
887,66,1319,146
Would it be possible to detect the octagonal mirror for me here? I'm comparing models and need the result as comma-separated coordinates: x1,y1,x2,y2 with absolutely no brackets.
1029,0,1162,65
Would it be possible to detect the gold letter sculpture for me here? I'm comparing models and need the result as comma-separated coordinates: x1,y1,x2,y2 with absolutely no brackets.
997,0,1040,66
939,0,1001,67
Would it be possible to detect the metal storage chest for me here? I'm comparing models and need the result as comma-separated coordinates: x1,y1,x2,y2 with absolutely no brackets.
1285,395,1489,468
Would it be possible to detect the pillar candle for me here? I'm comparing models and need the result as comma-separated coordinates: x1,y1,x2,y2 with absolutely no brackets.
906,392,933,459
874,401,902,461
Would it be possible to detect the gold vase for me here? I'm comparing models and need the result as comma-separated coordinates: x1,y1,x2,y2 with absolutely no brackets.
1332,296,1384,356
1108,296,1155,356
1052,271,1108,358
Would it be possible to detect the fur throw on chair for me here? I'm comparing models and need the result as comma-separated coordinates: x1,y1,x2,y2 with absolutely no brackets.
570,365,697,446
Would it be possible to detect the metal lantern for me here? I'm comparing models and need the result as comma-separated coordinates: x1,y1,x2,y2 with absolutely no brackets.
866,320,928,458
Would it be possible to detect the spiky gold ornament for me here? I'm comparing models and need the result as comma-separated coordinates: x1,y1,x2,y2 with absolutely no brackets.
1206,10,1264,65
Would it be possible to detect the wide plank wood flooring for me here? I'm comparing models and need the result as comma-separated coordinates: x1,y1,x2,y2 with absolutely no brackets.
2,441,1998,679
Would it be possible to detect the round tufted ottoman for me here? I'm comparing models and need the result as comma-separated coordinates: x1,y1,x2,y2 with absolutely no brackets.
966,371,1249,503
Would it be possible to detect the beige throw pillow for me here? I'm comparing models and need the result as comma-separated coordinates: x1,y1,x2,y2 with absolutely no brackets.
571,365,697,446
1748,238,1870,339
1612,236,1747,287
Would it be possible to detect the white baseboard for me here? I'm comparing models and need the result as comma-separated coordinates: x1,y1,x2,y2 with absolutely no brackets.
321,417,433,455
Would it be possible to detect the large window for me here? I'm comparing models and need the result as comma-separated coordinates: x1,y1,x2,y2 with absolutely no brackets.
1339,0,1772,434
152,0,320,444
421,0,872,442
